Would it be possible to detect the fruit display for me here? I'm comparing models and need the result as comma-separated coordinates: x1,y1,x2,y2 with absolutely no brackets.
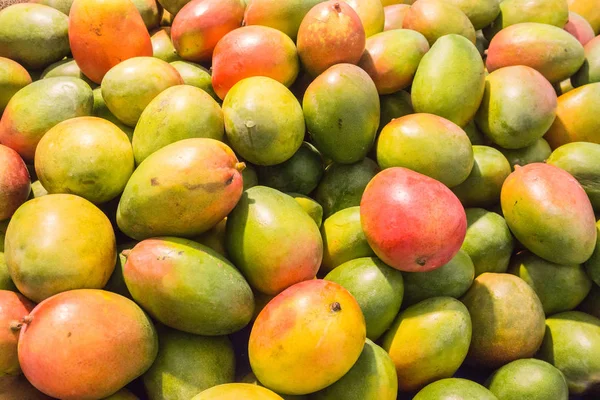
1,0,600,399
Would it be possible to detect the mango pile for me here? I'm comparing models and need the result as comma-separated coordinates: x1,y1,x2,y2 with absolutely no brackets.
1,0,600,399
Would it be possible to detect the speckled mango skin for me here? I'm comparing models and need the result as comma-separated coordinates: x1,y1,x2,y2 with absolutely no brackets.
0,57,31,114
572,36,600,87
444,0,500,30
297,1,365,77
359,29,429,94
544,83,600,148
403,0,476,46
0,290,34,377
192,384,283,400
413,378,497,400
0,145,30,221
4,194,116,303
244,0,324,41
0,4,70,70
382,297,471,392
343,0,384,37
475,66,557,149
412,34,485,127
101,57,183,127
569,0,600,34
117,138,244,240
249,280,366,395
501,163,597,264
0,77,93,162
484,0,568,39
18,290,158,400
69,0,152,84
486,22,585,84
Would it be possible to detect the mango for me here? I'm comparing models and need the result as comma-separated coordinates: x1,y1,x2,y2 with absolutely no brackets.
92,88,133,141
463,120,488,145
118,138,244,239
377,113,473,187
132,0,161,29
124,237,253,335
35,117,134,204
0,4,69,70
585,221,600,286
461,273,546,368
508,251,592,315
256,142,323,195
240,372,308,400
403,249,475,306
143,326,235,400
244,0,323,40
452,146,511,208
461,208,514,276
414,378,497,400
484,0,568,39
382,297,471,392
315,158,379,218
0,291,34,377
565,11,595,46
412,34,485,127
101,57,183,127
192,384,283,400
249,280,366,395
538,311,600,394
223,77,304,166
501,163,597,264
30,0,73,15
103,389,139,400
41,58,95,86
0,221,16,291
444,0,500,30
304,64,380,163
133,85,223,165
312,339,397,400
157,0,189,15
403,0,476,46
287,193,323,227
242,165,258,191
104,243,136,299
211,26,299,100
325,257,403,340
0,77,93,162
359,29,429,94
383,4,409,31
572,36,600,87
343,0,384,37
18,290,158,400
475,66,557,149
378,90,413,132
69,0,152,84
297,1,366,77
0,57,31,113
5,194,116,303
226,186,322,295
486,22,585,84
171,0,245,63
193,218,228,258
498,138,552,170
544,83,600,148
0,145,30,221
0,374,55,399
568,0,600,34
170,61,217,100
151,28,180,63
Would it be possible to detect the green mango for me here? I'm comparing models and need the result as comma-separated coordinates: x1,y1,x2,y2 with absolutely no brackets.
30,180,47,198
92,88,134,141
343,0,384,37
170,61,218,101
242,164,258,191
287,193,323,228
498,138,552,171
304,64,380,164
414,378,498,400
572,36,600,87
151,28,180,63
463,120,489,145
585,220,600,286
41,58,96,87
0,57,31,113
412,34,485,127
0,220,16,291
193,218,228,258
30,0,74,15
444,0,500,30
104,242,137,299
378,90,413,132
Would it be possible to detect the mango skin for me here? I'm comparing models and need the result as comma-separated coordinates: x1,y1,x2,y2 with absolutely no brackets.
143,326,235,400
133,85,224,165
242,165,259,191
0,145,30,221
585,220,600,286
544,83,600,148
508,251,592,315
117,138,243,240
475,66,557,149
5,194,116,303
461,208,514,277
18,289,158,400
486,22,585,84
569,0,600,34
359,29,429,94
193,218,228,258
0,4,69,70
444,0,500,30
35,117,134,204
343,0,384,37
0,374,67,399
383,4,409,30
501,163,597,265
547,142,600,210
240,372,308,400
101,57,183,127
223,77,304,166
377,113,473,187
244,0,324,41
226,186,323,295
0,57,31,113
30,0,74,15
193,384,283,400
320,207,375,273
0,291,34,377
170,61,217,100
414,379,497,400
304,64,380,164
69,0,152,84
498,138,551,171
461,273,546,368
249,280,366,395
287,193,323,228
92,88,134,141
0,77,94,162
403,0,476,46
565,11,595,46
312,339,397,400
382,297,471,392
151,28,181,63
325,257,404,341
538,311,600,394
0,221,17,291
41,58,96,87
484,0,568,39
124,237,254,335
378,90,413,132
412,34,485,127
572,36,600,87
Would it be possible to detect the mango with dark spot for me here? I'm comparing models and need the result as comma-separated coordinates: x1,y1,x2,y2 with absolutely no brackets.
117,138,244,240
501,163,597,264
192,384,284,400
343,0,384,37
0,57,31,113
383,4,409,31
413,378,497,400
0,145,30,221
572,35,600,87
244,0,324,40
